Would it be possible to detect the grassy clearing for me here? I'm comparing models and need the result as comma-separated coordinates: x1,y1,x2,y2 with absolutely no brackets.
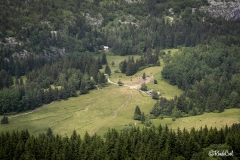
151,108,240,131
13,75,27,85
0,85,156,137
104,50,182,99
1,50,238,137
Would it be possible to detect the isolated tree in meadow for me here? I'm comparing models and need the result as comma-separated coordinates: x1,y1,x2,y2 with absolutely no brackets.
118,79,123,86
152,90,159,100
133,106,141,120
140,82,148,91
142,72,146,80
154,79,158,84
105,64,111,76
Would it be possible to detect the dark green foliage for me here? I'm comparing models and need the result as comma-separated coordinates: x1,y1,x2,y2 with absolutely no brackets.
119,60,127,73
1,116,8,124
151,90,159,100
101,53,107,65
142,72,146,80
140,82,147,91
120,54,159,76
157,41,240,116
140,112,145,124
1,124,240,159
133,106,141,120
46,127,53,137
0,54,105,114
117,79,124,86
104,64,111,76
154,79,157,84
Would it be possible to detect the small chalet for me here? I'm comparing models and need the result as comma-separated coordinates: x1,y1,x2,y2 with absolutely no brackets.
104,46,109,51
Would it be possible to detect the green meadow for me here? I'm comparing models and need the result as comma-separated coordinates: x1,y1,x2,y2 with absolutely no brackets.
1,50,239,137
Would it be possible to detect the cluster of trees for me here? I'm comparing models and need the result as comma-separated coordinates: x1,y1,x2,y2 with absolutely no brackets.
119,53,159,76
0,53,107,114
150,95,203,118
133,105,152,126
151,41,240,118
0,124,240,159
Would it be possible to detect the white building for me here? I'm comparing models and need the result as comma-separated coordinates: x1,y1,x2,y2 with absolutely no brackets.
104,46,109,51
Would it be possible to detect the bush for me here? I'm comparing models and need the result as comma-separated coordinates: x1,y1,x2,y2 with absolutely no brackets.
1,116,9,125
152,90,159,100
154,79,158,84
172,117,176,121
140,83,147,91
144,120,152,127
133,114,141,120
114,70,120,73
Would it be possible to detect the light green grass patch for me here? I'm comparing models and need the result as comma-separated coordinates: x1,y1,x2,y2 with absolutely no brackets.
0,84,156,137
151,108,240,131
13,75,27,85
2,51,237,137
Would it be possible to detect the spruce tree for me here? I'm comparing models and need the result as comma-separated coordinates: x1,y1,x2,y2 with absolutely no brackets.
101,53,107,65
104,64,111,76
140,82,148,91
46,127,53,137
142,72,146,80
133,106,141,120
141,112,145,124
120,60,127,73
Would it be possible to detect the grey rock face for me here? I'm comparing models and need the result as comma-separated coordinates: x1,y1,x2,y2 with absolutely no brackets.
200,0,240,20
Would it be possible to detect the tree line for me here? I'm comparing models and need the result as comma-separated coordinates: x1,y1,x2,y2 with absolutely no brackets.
0,53,108,114
0,123,239,159
119,52,159,76
150,40,240,118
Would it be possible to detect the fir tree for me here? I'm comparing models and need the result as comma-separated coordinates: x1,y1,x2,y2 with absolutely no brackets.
133,106,141,120
104,64,111,76
142,72,146,80
101,53,107,65
46,127,53,137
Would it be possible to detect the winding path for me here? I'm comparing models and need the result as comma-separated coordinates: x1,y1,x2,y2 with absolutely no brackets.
90,74,154,135
107,74,154,90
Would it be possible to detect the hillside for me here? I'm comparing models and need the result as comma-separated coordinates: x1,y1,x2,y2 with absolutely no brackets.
1,0,240,159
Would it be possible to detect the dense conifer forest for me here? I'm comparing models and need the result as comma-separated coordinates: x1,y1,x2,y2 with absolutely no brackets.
0,124,240,159
150,41,240,118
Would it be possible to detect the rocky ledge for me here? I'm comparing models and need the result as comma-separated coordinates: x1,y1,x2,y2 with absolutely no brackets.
200,0,240,20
